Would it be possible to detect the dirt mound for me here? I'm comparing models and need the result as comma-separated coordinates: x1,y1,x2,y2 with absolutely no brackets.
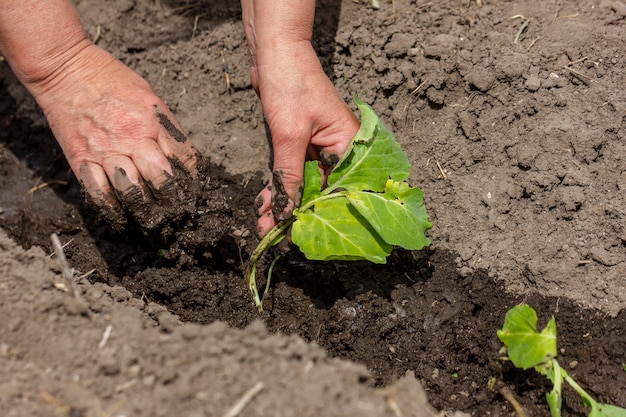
0,230,440,417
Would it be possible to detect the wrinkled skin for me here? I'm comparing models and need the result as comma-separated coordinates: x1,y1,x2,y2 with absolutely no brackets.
1,0,200,232
30,44,199,231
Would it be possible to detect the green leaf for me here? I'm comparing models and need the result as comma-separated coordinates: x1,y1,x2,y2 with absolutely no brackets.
591,403,626,417
292,195,392,263
346,180,432,250
300,161,322,206
497,304,557,369
352,96,379,143
326,99,410,193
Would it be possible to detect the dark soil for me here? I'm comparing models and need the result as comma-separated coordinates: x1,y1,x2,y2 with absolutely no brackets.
1,0,625,415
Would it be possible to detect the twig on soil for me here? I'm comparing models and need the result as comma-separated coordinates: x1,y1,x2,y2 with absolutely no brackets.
51,233,77,298
201,27,219,49
567,56,589,66
40,390,72,414
191,15,199,38
76,268,96,282
48,238,74,258
563,57,598,84
552,0,560,24
401,80,427,122
98,325,113,349
563,66,595,84
221,49,231,92
513,19,530,44
436,161,448,180
171,2,200,13
526,36,541,51
29,180,68,194
222,382,265,417
499,387,528,417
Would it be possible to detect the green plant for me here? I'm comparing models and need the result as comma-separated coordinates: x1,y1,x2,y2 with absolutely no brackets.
246,97,432,311
497,304,626,417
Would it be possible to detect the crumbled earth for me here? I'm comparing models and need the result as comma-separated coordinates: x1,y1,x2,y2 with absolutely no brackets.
1,0,626,416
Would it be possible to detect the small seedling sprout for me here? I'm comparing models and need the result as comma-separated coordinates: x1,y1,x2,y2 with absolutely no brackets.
498,304,626,417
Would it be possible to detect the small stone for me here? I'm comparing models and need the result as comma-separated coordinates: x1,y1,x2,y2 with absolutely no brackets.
525,75,542,92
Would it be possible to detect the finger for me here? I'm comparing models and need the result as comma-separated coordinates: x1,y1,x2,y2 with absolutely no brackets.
256,185,272,217
127,139,179,203
102,155,165,230
256,210,276,239
78,162,127,230
270,169,302,221
309,109,359,164
153,107,198,177
268,128,307,221
255,185,275,238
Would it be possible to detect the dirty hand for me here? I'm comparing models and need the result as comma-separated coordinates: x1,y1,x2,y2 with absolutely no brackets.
0,0,198,231
251,43,359,237
241,0,360,238
30,44,198,230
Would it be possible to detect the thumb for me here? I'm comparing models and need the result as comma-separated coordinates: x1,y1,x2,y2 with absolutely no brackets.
269,155,305,222
254,156,304,239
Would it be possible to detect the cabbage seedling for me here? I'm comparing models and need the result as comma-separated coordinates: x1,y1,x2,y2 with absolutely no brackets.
497,304,626,417
246,97,433,311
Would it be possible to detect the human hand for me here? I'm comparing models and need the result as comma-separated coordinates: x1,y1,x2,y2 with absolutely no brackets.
26,44,198,230
250,41,360,237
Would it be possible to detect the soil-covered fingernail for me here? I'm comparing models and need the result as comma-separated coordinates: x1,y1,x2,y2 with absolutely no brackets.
82,185,128,231
116,183,146,211
79,163,127,231
255,211,273,238
148,173,177,202
112,167,166,229
255,193,265,210
320,151,340,167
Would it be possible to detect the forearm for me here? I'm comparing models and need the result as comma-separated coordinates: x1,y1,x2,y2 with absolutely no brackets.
0,0,90,87
240,0,316,67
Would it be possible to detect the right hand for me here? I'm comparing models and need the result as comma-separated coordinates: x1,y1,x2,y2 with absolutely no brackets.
250,41,359,238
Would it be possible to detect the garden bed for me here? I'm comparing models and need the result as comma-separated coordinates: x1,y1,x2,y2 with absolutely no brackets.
1,0,625,415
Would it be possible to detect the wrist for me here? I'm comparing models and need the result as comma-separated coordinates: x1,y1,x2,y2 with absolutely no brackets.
241,0,315,66
251,41,324,98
